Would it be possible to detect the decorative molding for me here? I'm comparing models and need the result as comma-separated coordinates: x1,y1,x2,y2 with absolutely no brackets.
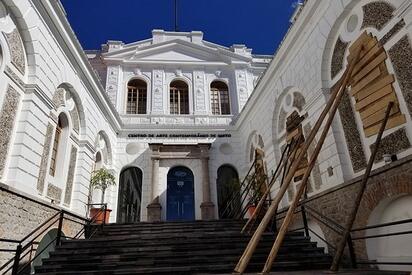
380,20,406,45
37,123,54,192
361,1,395,31
64,146,78,205
388,35,412,119
4,29,26,74
47,184,62,203
4,66,24,89
370,128,411,162
331,37,349,79
0,85,21,176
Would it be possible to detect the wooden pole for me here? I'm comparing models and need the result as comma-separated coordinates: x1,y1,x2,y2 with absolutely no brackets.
234,46,363,274
233,58,354,274
241,140,295,234
261,65,357,273
330,101,394,271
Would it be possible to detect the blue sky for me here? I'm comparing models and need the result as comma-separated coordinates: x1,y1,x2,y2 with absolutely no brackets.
61,0,298,55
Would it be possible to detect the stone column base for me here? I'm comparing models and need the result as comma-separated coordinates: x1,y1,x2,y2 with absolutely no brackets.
200,201,215,220
147,196,162,222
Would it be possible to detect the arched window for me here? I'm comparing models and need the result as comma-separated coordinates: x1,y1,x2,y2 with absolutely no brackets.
170,80,189,115
210,81,230,115
49,113,69,176
126,79,147,114
94,152,102,170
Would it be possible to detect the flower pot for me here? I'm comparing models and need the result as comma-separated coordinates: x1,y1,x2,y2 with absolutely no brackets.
247,205,256,216
89,207,112,224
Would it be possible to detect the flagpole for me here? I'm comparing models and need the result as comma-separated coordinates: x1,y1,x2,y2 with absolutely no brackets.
174,0,179,32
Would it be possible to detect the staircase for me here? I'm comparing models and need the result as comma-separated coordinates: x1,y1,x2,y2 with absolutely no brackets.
35,220,331,274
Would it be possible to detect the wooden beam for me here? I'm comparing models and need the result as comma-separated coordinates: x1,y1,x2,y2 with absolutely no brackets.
359,92,398,120
364,114,406,137
352,43,384,76
362,105,399,128
233,46,363,274
330,102,394,271
260,52,359,272
351,51,387,85
353,74,395,101
355,84,393,111
350,66,382,95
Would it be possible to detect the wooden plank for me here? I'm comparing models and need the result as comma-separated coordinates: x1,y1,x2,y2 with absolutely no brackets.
349,31,370,54
352,44,384,76
350,66,381,95
286,127,302,142
351,52,387,85
360,93,398,120
364,114,406,137
349,36,378,63
297,159,309,170
353,74,395,101
294,167,307,177
355,84,393,111
362,105,400,128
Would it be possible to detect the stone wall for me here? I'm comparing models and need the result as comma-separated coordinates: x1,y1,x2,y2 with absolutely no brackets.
0,184,84,267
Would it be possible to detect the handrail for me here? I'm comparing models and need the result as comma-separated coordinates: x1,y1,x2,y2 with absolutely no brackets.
351,218,412,232
0,203,107,275
304,205,344,232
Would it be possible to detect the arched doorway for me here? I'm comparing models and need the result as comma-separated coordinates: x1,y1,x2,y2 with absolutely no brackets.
366,195,412,271
117,167,143,223
166,166,195,221
31,229,64,273
216,165,240,219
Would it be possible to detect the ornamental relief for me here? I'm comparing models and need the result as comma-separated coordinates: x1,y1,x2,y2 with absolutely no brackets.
3,28,25,75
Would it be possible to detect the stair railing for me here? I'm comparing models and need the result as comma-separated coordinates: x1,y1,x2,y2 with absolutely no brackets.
234,46,363,273
0,203,107,275
220,159,257,219
242,136,302,234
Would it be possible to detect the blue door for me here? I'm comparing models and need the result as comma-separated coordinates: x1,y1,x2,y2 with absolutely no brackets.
166,166,195,221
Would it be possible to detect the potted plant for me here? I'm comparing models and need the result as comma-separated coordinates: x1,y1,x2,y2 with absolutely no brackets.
247,175,265,216
89,168,116,224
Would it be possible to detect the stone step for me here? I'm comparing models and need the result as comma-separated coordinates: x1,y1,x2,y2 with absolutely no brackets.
63,232,307,246
50,241,316,256
35,220,331,274
44,246,325,264
36,254,332,273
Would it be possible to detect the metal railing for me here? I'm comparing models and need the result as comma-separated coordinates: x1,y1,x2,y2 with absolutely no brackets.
0,203,107,275
276,200,412,269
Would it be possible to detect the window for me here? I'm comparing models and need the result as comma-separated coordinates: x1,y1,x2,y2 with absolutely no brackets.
170,80,189,115
49,114,69,176
126,79,147,114
210,81,230,115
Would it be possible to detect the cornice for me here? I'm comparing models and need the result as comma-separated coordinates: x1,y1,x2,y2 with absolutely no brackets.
32,0,123,133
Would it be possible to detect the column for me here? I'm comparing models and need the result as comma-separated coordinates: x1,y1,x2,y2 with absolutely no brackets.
199,144,215,220
147,144,162,222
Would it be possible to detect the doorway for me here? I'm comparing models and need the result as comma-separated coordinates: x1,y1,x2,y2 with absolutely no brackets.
166,166,195,221
117,167,143,223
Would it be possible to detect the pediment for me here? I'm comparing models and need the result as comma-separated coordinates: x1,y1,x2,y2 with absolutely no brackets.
103,40,251,64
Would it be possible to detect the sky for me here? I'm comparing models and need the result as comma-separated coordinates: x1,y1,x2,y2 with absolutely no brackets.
61,0,299,55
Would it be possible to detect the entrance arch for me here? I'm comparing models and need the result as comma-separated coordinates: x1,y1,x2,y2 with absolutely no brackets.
117,167,143,223
216,165,240,219
166,166,195,221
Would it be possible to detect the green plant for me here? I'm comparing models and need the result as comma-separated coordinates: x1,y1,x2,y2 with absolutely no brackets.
90,168,116,204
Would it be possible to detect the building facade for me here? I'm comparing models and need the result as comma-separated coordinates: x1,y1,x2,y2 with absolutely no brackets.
1,0,412,270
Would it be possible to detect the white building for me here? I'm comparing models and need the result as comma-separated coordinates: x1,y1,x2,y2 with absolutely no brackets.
1,0,412,270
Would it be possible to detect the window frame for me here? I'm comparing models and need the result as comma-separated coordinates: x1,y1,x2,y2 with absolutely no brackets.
169,80,189,115
126,79,147,115
210,81,231,115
